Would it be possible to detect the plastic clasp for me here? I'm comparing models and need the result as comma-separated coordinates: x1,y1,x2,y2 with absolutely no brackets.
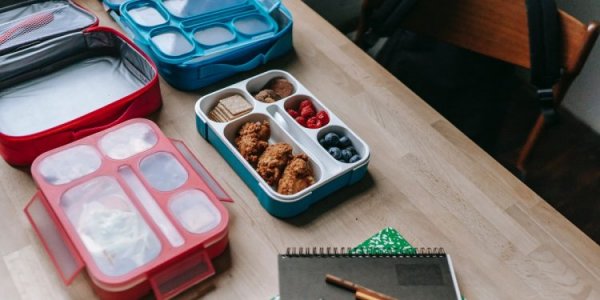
172,139,233,203
149,249,215,300
24,192,84,285
258,0,281,13
537,88,558,124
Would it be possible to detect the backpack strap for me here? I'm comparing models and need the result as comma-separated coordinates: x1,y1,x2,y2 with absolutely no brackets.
361,0,417,48
370,0,418,36
526,0,561,123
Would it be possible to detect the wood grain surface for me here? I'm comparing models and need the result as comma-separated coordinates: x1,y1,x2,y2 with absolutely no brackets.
0,0,598,299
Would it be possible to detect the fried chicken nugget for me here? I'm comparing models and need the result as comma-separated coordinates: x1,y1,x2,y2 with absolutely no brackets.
235,121,270,167
257,143,293,186
277,154,315,195
237,120,270,140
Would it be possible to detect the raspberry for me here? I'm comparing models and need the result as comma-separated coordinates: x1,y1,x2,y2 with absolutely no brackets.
295,116,307,126
287,109,299,118
316,111,329,125
306,117,321,129
300,106,315,118
299,99,313,110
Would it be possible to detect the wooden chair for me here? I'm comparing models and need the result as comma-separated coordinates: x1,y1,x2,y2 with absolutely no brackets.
357,0,599,176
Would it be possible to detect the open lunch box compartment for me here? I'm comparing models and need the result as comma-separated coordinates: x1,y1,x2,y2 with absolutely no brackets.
195,70,370,218
103,0,293,91
25,119,231,300
0,0,162,165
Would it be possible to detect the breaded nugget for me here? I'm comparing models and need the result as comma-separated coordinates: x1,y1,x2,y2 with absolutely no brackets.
235,121,270,167
256,143,293,186
277,154,315,195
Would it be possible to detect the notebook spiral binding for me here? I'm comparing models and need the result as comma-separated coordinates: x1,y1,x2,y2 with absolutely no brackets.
283,247,446,257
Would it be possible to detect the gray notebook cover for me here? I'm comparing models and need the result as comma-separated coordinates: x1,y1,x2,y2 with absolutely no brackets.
278,253,461,300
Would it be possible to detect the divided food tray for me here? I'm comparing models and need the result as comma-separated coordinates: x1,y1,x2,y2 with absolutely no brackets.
25,119,230,300
195,70,370,218
106,0,293,90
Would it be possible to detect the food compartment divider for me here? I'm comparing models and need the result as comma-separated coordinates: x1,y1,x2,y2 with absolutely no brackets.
180,5,258,29
118,165,185,247
265,104,342,173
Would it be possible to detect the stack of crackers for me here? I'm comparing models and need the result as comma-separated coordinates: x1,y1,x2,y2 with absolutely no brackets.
208,94,252,122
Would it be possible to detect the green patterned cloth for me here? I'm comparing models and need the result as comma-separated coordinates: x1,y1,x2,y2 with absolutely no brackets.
350,227,416,254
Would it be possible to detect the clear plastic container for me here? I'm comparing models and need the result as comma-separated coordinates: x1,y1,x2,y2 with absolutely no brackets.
150,28,194,57
60,176,162,277
128,5,167,27
161,0,247,18
26,119,231,300
38,145,102,185
99,122,158,160
233,14,272,36
140,152,188,191
193,25,235,47
169,189,222,234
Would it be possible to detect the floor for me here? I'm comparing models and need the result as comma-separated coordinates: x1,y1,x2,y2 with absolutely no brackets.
496,82,600,244
304,1,600,244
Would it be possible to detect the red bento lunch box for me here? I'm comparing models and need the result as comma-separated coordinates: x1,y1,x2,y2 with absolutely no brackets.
24,119,231,300
0,0,162,165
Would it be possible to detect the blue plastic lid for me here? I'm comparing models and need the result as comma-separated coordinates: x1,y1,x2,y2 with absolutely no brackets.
127,5,168,27
161,0,247,18
193,25,235,47
104,0,128,8
150,28,194,57
233,14,273,36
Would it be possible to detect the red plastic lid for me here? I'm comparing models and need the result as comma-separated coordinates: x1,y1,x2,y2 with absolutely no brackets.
30,119,230,291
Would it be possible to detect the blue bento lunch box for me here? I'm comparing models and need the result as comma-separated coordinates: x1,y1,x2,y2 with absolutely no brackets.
103,0,293,91
195,70,370,218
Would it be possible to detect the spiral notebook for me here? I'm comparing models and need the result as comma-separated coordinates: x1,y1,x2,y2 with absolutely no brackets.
278,247,461,300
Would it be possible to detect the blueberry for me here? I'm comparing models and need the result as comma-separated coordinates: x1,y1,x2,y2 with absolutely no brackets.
319,138,327,147
328,147,342,160
349,154,361,163
341,149,353,161
324,132,340,147
345,146,356,154
339,136,351,147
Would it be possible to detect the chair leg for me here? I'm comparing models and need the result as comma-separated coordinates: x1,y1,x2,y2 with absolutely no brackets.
355,0,371,45
516,114,546,178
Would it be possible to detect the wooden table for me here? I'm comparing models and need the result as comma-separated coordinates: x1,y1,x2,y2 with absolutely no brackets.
1,0,599,299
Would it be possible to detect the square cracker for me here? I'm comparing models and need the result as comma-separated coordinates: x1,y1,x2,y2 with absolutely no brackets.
220,95,252,115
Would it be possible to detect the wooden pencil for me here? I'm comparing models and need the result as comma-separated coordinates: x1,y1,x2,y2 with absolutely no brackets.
325,274,398,300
